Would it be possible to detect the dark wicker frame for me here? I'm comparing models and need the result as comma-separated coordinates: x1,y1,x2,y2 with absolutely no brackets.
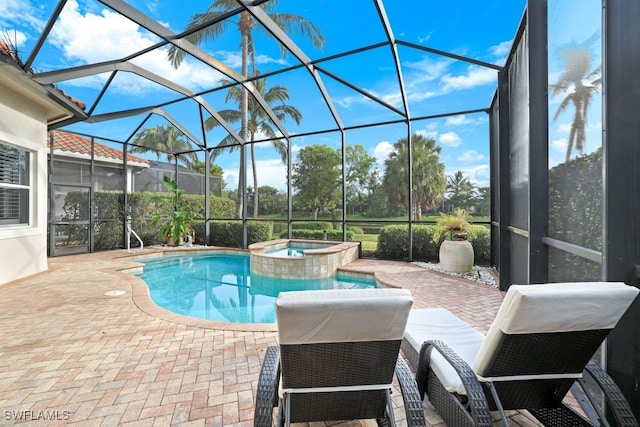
401,336,639,427
254,343,426,426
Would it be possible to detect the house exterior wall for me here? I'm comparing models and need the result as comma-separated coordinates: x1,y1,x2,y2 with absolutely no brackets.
0,81,49,285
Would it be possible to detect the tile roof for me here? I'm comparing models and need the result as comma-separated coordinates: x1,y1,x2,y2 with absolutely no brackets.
49,130,149,165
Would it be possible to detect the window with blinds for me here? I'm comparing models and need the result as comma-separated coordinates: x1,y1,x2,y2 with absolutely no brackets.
0,142,30,225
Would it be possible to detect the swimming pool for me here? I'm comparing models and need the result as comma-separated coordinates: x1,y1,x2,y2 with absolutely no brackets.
135,252,378,324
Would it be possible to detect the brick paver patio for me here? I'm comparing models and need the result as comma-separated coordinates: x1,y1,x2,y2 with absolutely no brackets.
0,248,541,426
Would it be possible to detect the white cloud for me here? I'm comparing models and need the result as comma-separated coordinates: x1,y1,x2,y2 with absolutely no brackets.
551,137,567,153
373,140,393,163
333,94,364,110
441,66,497,91
337,52,500,111
457,150,485,163
445,114,473,126
212,50,288,70
417,32,433,44
364,56,500,110
415,128,439,140
290,143,302,157
249,158,287,190
557,122,572,133
0,0,43,35
51,1,156,64
403,56,451,81
144,0,160,15
0,27,27,49
223,168,237,190
588,121,602,130
45,1,223,93
224,158,288,191
439,131,462,147
447,164,490,187
489,40,513,58
465,164,490,187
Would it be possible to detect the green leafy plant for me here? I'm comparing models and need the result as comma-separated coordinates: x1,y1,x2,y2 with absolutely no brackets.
434,209,470,242
151,176,192,246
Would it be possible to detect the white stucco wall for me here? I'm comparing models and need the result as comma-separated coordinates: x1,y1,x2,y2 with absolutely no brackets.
0,81,49,285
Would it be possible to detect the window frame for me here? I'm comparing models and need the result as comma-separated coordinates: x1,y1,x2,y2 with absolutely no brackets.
0,142,30,226
0,130,43,239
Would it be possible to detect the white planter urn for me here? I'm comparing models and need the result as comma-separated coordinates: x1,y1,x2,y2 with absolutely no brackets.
439,240,474,273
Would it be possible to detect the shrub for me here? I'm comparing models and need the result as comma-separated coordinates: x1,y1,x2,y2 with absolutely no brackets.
465,225,490,265
272,222,287,235
93,220,123,250
412,225,440,260
290,229,354,241
348,226,364,234
248,221,273,244
376,225,409,259
207,220,273,247
361,226,382,234
291,221,333,231
376,223,490,264
89,190,236,250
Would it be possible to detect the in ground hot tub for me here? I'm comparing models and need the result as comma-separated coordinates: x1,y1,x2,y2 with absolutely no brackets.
248,239,361,279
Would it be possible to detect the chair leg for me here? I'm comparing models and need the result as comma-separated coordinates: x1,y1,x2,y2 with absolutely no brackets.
385,388,397,426
574,379,611,426
485,382,509,427
375,389,396,427
282,393,291,427
276,398,285,427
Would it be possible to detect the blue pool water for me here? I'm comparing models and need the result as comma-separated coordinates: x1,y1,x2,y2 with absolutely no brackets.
264,243,326,257
265,247,305,256
135,253,377,323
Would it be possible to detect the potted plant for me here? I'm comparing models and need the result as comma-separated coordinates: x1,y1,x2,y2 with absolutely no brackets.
434,209,474,273
151,176,192,246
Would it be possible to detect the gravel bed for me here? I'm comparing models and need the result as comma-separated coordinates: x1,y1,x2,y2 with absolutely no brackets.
411,262,498,287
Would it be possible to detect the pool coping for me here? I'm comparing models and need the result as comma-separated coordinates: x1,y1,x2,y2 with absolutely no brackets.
113,245,387,332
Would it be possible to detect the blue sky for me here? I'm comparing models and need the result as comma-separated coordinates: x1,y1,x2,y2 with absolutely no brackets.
1,0,533,191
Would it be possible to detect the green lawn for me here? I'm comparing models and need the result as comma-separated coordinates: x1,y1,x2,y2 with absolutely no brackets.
351,233,379,252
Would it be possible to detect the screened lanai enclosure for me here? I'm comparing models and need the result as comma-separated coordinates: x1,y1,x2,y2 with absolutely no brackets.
3,0,640,416
31,0,529,260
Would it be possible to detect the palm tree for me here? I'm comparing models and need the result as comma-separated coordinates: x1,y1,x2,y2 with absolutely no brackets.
167,1,324,218
382,133,446,221
446,170,477,212
550,37,601,162
208,75,301,218
130,125,197,166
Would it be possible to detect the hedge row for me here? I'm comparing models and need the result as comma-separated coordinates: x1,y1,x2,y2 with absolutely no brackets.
272,221,334,236
290,229,354,240
191,221,273,247
64,190,489,265
376,224,490,264
64,190,236,250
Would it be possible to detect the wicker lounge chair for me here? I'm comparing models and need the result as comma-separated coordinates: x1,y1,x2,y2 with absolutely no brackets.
253,288,426,427
401,282,639,427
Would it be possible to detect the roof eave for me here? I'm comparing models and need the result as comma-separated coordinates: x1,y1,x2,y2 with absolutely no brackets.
0,57,87,126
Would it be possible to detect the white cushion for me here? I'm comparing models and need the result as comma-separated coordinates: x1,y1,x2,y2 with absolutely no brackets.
404,308,484,395
276,288,413,345
473,282,639,376
403,283,639,394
